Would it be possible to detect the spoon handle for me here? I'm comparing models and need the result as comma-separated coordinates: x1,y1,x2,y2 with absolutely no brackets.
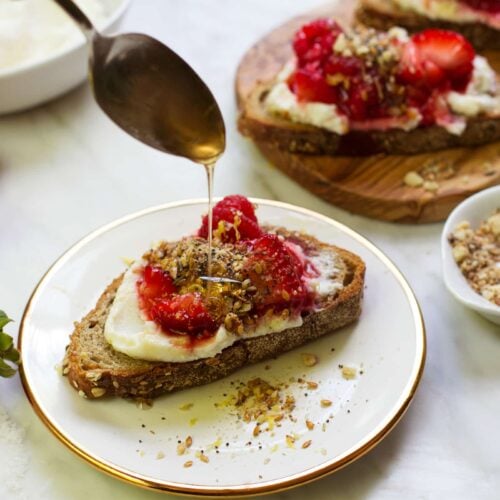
53,0,96,41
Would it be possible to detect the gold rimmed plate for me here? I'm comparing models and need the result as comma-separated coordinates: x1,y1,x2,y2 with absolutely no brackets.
19,199,425,496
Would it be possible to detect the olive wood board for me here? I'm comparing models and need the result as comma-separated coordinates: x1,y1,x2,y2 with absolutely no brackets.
235,2,500,223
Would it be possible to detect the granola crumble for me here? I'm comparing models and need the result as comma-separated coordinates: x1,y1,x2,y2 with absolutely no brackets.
448,210,500,306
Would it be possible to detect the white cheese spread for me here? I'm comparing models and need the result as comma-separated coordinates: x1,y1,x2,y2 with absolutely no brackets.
0,0,119,73
447,56,500,118
104,248,344,363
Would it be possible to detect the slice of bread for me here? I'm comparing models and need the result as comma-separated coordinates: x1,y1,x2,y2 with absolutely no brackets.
238,82,500,156
355,0,500,50
63,233,365,400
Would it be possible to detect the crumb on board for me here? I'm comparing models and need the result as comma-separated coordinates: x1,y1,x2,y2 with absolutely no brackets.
156,451,165,460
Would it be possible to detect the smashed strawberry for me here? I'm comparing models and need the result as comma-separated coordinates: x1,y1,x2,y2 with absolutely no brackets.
244,234,310,313
289,19,344,104
289,68,338,103
137,265,176,301
198,194,262,243
399,30,474,91
137,266,217,338
149,293,218,337
461,0,500,14
293,18,342,66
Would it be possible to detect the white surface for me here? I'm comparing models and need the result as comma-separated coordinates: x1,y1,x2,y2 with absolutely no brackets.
20,200,423,494
0,0,129,114
0,1,498,499
442,186,500,325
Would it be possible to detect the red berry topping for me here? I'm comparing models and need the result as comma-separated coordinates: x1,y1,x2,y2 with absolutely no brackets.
137,265,176,301
244,234,309,313
289,68,339,103
289,19,344,105
198,195,262,242
149,293,218,337
293,18,342,66
399,29,475,91
461,0,500,14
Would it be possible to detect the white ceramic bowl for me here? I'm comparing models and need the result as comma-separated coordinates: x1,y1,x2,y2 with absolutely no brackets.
0,0,130,115
441,186,500,325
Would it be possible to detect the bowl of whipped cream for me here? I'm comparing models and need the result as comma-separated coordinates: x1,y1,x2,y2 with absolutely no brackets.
0,0,130,114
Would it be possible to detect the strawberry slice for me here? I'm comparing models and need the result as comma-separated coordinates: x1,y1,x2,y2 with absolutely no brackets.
149,293,218,336
198,195,262,242
244,234,309,313
399,30,474,91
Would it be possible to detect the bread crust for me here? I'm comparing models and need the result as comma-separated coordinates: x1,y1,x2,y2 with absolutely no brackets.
64,233,366,400
355,0,500,50
238,83,500,156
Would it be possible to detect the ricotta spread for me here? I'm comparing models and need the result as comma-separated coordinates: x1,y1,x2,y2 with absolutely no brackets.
104,250,344,363
447,56,500,118
392,0,500,29
0,0,119,73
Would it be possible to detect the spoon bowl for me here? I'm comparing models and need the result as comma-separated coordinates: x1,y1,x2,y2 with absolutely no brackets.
55,0,225,163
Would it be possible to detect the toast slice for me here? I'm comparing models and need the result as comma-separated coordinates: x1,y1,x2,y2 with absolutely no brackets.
238,81,500,156
355,0,500,50
63,232,365,400
237,20,500,157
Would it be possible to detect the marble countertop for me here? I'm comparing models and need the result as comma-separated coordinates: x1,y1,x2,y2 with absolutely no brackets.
0,1,498,498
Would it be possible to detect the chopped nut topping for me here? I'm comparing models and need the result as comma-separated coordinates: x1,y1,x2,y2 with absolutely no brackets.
183,460,193,468
177,443,186,455
320,399,333,408
448,210,500,306
302,440,312,449
306,420,315,431
186,436,193,448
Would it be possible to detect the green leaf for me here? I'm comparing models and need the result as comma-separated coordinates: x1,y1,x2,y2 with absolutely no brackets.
0,358,16,378
3,345,20,364
0,331,13,352
0,310,12,330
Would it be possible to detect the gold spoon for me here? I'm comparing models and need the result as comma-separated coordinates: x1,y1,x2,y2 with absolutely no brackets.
53,0,226,164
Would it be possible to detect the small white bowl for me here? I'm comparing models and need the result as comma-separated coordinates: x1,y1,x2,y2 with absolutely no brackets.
0,0,130,115
441,185,500,325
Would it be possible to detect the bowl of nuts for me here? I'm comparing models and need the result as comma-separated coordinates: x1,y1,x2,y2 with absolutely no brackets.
441,185,500,325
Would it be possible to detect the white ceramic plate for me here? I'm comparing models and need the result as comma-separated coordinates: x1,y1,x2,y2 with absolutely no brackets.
441,185,500,325
0,0,130,115
20,199,425,496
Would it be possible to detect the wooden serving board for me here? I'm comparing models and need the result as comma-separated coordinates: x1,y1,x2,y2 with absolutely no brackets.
235,3,500,223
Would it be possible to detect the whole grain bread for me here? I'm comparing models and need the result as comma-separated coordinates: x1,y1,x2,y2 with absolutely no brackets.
63,233,365,400
355,0,500,50
238,82,500,156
